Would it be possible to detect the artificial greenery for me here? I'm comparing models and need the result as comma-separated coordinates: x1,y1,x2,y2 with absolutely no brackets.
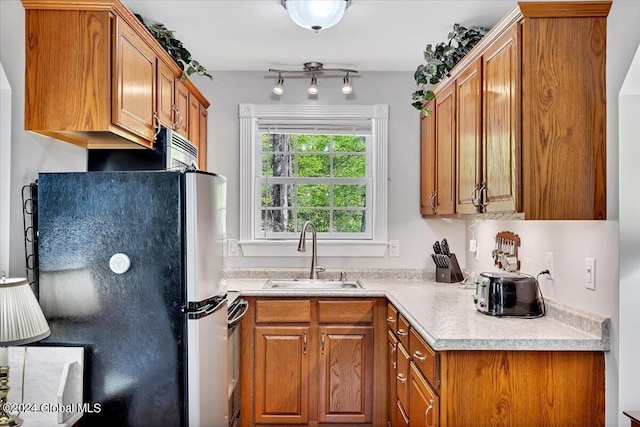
135,14,212,82
412,23,487,116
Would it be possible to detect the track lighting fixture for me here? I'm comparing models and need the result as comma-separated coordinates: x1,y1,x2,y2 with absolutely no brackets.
307,75,318,95
281,0,351,33
269,62,358,97
273,74,284,95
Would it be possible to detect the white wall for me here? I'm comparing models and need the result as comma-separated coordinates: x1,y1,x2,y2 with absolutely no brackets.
196,71,466,270
0,63,11,274
464,2,640,426
0,0,87,277
619,43,640,426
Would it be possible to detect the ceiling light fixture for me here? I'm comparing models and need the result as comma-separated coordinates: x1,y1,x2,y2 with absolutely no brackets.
341,73,352,95
273,74,285,95
281,0,351,33
269,62,358,97
307,75,318,95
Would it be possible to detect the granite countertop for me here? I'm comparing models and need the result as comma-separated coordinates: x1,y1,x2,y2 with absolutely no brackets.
227,276,610,352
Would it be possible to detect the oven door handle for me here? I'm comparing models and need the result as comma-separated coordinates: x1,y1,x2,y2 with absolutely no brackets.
228,300,249,329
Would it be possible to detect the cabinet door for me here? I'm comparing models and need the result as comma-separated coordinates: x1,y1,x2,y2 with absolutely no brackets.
482,23,520,213
157,59,175,128
198,103,208,171
409,363,439,427
318,326,373,424
113,17,156,145
188,94,200,146
456,58,483,214
434,82,456,215
254,326,310,424
388,330,398,427
420,101,437,216
174,79,190,138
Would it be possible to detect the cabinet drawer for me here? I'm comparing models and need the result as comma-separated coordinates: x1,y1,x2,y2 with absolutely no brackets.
397,314,410,348
387,303,398,332
318,299,374,323
255,299,311,323
409,362,439,427
410,328,439,389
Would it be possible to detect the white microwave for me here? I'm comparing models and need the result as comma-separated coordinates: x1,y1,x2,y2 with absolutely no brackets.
87,127,198,171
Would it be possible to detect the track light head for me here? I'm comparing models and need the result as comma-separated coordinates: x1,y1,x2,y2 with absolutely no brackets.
341,73,352,95
307,75,318,95
273,75,284,96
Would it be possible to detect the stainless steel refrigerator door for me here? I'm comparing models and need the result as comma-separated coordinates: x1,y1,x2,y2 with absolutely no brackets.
187,299,228,427
184,171,227,303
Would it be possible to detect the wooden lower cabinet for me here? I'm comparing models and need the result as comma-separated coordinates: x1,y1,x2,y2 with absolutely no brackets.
385,302,605,427
318,325,373,423
241,298,387,426
254,326,310,424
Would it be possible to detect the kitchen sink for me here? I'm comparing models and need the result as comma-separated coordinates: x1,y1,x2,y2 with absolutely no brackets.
263,279,364,290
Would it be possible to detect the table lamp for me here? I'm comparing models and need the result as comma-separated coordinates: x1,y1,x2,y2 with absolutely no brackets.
0,273,51,427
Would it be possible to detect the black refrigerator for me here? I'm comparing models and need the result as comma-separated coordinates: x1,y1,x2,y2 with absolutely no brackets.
36,170,228,427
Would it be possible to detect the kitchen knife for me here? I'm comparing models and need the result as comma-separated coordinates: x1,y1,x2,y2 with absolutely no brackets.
441,239,450,256
431,253,439,267
433,241,442,254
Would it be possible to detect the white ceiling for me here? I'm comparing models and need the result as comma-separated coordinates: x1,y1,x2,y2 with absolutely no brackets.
123,0,517,72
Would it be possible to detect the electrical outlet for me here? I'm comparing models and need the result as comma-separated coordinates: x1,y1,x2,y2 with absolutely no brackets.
389,240,400,257
469,239,478,252
227,239,239,257
585,257,596,290
545,252,554,280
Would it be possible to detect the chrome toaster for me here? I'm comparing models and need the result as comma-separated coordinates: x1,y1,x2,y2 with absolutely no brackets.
473,272,544,317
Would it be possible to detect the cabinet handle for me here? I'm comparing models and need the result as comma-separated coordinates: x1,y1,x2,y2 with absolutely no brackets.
172,105,184,130
396,373,407,384
397,328,408,337
153,112,161,138
390,345,397,370
471,183,481,208
413,350,427,362
303,332,307,355
479,182,487,212
425,399,434,427
387,316,395,324
321,332,325,354
429,191,437,214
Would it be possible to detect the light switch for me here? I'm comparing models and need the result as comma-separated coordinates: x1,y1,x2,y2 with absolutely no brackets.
585,257,596,290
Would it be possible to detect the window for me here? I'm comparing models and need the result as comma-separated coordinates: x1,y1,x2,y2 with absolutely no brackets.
239,104,389,257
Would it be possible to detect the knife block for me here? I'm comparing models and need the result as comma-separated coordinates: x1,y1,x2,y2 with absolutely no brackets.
436,253,464,283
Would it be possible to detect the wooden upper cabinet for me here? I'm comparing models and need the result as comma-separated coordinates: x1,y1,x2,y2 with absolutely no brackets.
113,16,156,145
422,1,610,220
434,82,456,216
22,0,210,150
456,58,483,214
420,102,437,216
482,23,520,214
157,59,176,129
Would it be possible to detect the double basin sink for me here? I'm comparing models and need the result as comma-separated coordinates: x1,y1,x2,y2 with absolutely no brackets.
263,278,364,290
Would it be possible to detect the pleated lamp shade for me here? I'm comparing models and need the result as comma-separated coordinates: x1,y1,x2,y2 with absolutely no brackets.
0,277,50,346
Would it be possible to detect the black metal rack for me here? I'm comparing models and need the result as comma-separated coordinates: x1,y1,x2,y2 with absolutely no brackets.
22,181,39,296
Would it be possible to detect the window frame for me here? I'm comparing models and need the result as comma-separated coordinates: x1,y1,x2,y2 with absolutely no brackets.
239,104,389,257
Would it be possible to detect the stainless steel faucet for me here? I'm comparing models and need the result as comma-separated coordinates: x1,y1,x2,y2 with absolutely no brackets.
297,220,324,279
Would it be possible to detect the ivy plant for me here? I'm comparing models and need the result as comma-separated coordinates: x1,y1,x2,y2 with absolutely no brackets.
135,14,213,82
412,24,487,116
